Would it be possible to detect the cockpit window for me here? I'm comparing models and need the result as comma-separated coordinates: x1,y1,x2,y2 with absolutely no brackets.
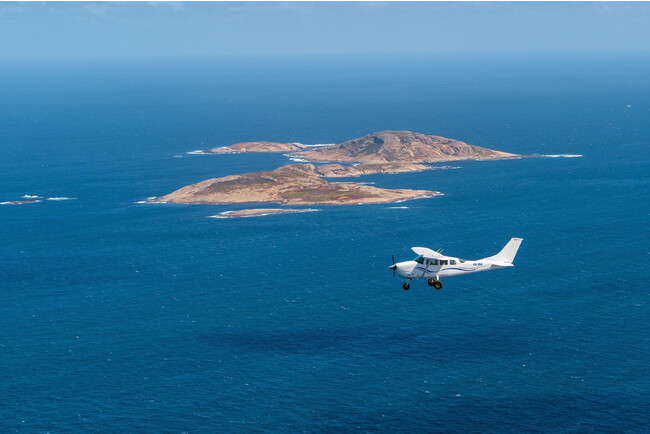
459,259,465,263
414,256,424,264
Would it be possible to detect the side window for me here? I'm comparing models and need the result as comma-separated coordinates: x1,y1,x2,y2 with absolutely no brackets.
440,260,448,265
450,260,457,265
433,259,439,265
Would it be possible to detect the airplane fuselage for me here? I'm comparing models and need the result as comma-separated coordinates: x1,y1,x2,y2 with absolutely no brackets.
395,258,510,279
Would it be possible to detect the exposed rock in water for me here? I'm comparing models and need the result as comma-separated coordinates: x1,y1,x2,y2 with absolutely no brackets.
206,141,306,154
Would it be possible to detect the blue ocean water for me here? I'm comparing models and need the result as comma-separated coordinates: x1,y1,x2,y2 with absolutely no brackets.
0,54,649,432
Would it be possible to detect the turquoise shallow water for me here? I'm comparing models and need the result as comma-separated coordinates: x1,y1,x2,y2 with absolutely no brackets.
0,55,649,432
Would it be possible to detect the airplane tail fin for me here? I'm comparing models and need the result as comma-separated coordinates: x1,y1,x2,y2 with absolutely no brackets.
484,238,523,265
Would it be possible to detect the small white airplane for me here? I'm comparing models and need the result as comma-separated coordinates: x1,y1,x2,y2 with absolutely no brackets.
389,238,523,290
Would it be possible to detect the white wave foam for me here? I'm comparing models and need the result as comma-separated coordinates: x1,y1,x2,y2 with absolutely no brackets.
47,197,76,201
209,209,320,219
22,195,42,199
1,200,41,205
388,206,409,209
186,150,208,155
392,193,442,204
135,198,167,204
544,154,583,158
173,155,183,158
242,213,275,218
289,157,308,162
302,143,335,148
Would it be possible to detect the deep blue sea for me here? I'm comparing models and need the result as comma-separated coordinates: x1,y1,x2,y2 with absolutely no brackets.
1,54,649,432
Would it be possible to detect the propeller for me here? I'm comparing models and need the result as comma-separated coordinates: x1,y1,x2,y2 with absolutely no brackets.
389,254,397,278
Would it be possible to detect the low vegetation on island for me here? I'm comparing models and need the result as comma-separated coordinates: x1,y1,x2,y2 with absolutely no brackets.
148,163,440,205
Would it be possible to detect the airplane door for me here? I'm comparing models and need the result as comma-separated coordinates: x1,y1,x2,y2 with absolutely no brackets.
421,260,429,277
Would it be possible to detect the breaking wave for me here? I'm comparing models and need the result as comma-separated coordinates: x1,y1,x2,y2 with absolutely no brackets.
209,209,320,219
302,143,335,148
1,200,41,205
544,154,583,158
135,197,164,204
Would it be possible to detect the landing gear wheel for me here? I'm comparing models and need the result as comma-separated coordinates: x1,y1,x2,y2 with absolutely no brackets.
433,280,443,290
403,282,410,290
428,278,437,287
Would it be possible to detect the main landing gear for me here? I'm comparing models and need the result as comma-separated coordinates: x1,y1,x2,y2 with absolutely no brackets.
403,278,443,290
428,278,443,290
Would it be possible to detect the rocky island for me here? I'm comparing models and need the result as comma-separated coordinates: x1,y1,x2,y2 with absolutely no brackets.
290,131,519,163
200,141,306,154
190,131,520,164
147,163,439,206
152,130,522,211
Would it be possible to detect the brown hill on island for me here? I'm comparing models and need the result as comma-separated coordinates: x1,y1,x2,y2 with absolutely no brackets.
207,141,305,154
292,131,519,163
147,163,439,206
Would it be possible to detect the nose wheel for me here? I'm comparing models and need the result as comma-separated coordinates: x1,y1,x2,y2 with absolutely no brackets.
403,279,411,290
428,278,443,290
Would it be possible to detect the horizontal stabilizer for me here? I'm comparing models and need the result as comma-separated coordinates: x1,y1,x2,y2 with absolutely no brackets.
490,261,515,268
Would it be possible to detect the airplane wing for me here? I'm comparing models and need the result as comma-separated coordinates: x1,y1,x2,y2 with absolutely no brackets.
411,247,444,259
